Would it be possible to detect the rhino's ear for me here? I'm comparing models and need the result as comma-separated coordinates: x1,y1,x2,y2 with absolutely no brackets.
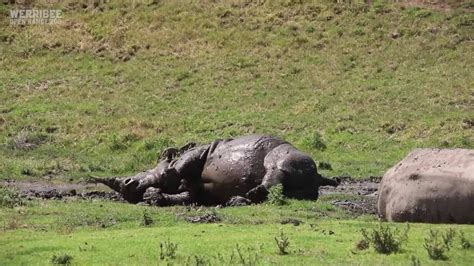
179,142,196,153
160,147,179,161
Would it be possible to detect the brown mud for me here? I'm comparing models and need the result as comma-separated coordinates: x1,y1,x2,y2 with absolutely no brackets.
1,176,380,215
1,179,123,201
319,176,380,216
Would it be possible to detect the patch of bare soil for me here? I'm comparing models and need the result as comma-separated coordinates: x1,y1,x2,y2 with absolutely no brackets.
320,176,379,196
2,176,380,215
398,1,451,11
331,198,377,216
320,176,380,216
1,180,122,201
185,213,222,223
394,0,471,11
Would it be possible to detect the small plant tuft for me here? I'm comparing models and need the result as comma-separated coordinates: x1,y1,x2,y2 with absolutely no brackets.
361,224,409,254
424,228,456,260
318,161,333,170
8,130,50,151
231,244,261,266
267,184,287,206
0,187,24,208
275,230,290,255
410,255,421,266
50,254,73,265
159,238,178,260
459,230,471,249
355,239,369,250
301,132,327,151
442,228,456,247
188,254,208,266
109,133,128,151
141,209,154,226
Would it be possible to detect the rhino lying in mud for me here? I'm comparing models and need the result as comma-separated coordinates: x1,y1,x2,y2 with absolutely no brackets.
91,135,339,206
377,148,474,224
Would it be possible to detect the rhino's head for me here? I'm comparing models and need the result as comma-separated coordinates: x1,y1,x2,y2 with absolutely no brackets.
120,158,180,203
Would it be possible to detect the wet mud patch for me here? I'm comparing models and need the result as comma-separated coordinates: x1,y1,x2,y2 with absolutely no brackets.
1,176,380,216
331,198,377,216
319,176,379,197
1,180,123,201
226,196,251,207
185,213,222,223
319,176,380,216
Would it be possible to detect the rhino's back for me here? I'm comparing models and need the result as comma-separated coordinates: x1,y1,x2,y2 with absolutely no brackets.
200,135,287,202
377,148,474,224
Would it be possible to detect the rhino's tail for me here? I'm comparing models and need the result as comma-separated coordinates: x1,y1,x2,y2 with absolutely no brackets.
320,176,340,187
88,175,122,192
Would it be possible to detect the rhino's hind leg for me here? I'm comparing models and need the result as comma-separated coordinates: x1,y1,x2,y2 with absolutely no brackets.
143,188,194,206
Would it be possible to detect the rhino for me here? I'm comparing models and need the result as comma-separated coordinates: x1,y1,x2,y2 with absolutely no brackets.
377,148,474,224
91,135,339,206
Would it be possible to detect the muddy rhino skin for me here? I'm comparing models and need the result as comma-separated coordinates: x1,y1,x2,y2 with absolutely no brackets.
92,135,338,206
377,148,474,224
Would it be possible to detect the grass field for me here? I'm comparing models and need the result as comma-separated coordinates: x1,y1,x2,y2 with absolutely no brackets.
1,0,472,181
0,0,473,265
1,194,473,265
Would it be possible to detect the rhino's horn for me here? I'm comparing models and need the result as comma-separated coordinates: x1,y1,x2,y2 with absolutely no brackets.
88,175,122,192
320,176,340,187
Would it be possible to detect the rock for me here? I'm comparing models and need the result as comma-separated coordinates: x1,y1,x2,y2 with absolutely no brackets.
377,148,474,224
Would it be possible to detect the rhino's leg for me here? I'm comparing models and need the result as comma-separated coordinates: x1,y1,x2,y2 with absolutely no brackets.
143,188,194,206
170,144,211,183
247,168,329,201
246,169,285,203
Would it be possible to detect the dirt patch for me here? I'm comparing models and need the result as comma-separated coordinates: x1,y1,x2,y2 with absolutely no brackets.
393,0,471,12
320,176,379,197
320,176,380,216
185,213,221,223
331,198,377,215
226,196,251,207
1,180,123,201
1,176,380,216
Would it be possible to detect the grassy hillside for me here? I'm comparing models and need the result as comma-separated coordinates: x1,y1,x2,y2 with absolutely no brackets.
0,0,473,180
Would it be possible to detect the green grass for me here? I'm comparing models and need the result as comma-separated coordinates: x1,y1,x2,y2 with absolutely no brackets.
0,1,473,263
1,197,473,265
0,0,472,180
